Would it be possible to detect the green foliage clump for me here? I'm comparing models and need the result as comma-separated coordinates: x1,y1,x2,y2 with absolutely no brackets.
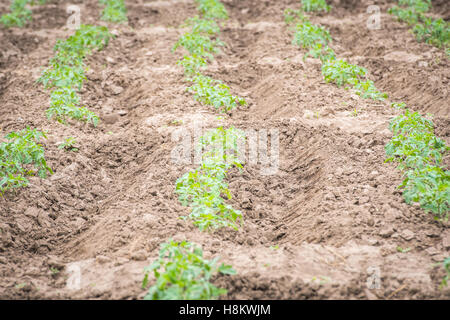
389,0,449,53
286,8,387,100
385,108,449,220
322,58,387,100
400,165,449,218
441,257,450,288
142,240,236,300
413,18,449,49
321,59,367,87
174,31,224,61
0,128,53,194
186,15,220,35
195,0,228,20
177,54,208,78
292,21,331,50
176,127,245,231
38,25,113,126
284,8,307,25
188,75,247,113
0,0,46,28
301,0,331,13
99,0,127,23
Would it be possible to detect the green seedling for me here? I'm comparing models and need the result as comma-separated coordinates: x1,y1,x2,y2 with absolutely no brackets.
176,127,245,231
385,109,448,170
284,8,307,24
292,21,331,51
391,102,407,110
351,79,388,100
187,75,247,112
321,58,367,87
15,283,27,289
142,240,236,300
99,0,127,23
174,32,223,61
389,0,449,54
0,128,53,194
396,246,412,253
50,267,60,275
58,136,78,152
195,0,228,20
413,18,449,49
400,165,449,220
0,0,46,28
185,16,220,35
169,119,183,126
312,276,331,284
301,0,331,13
174,0,244,114
177,54,208,78
398,0,431,13
440,257,450,288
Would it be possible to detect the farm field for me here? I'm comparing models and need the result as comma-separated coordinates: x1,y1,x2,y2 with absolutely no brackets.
0,0,449,300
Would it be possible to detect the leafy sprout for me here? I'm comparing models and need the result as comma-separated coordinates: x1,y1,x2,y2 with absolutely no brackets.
176,127,245,231
0,128,53,194
58,137,79,152
301,0,331,13
99,0,128,23
142,240,236,300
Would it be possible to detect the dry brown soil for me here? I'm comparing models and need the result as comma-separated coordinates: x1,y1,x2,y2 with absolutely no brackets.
0,0,449,299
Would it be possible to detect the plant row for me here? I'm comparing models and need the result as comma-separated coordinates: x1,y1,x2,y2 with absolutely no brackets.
385,104,449,220
287,0,449,287
173,0,246,112
37,25,113,126
285,5,387,101
386,1,450,291
142,127,244,300
389,0,449,55
0,0,46,28
142,1,247,300
176,127,244,231
142,240,236,300
1,2,129,195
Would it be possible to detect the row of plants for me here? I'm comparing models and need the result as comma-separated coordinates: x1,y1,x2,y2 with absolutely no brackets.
142,0,245,300
285,4,387,101
385,105,449,219
1,3,128,195
287,0,449,288
38,25,113,126
173,0,247,112
142,128,244,300
388,0,449,55
176,126,244,231
99,0,128,23
385,107,449,289
0,0,46,28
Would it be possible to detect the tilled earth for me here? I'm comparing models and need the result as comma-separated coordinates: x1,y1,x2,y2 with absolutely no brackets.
0,0,449,299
